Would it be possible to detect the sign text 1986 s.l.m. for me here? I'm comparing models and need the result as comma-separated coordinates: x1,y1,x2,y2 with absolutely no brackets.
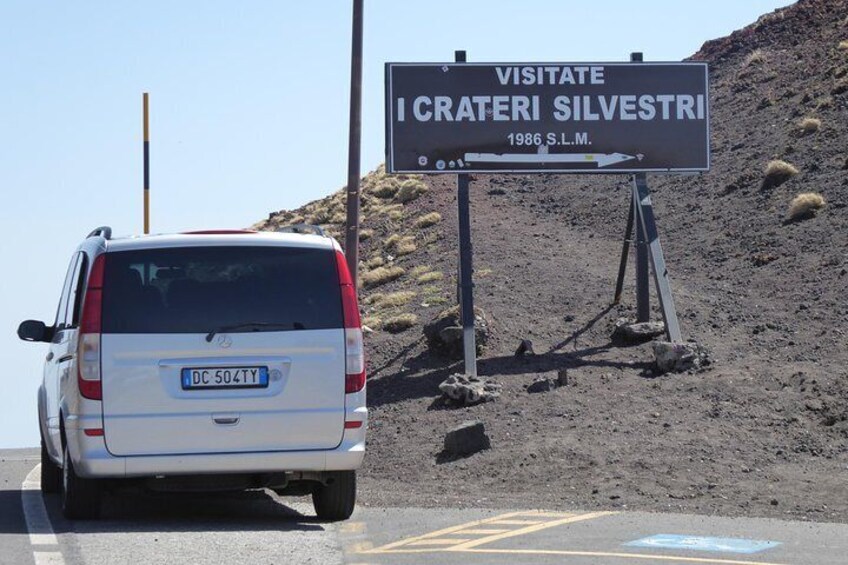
385,62,710,174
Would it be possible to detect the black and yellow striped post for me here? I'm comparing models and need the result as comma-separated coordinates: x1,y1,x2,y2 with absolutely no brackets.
143,92,150,234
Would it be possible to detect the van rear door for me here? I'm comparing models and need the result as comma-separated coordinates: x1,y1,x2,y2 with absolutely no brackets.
99,244,346,457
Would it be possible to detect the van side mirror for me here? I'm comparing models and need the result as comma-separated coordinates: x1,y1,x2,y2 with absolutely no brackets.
17,320,52,343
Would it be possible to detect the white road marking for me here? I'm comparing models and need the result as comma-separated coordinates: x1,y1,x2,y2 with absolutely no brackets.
22,464,65,565
33,552,65,565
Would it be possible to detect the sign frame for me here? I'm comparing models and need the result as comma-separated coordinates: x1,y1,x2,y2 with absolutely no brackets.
385,61,710,175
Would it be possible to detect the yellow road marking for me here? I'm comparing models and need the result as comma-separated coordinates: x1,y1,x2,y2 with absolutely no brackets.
407,538,472,546
449,511,614,550
362,510,532,553
362,510,614,554
457,548,789,565
488,519,544,525
357,510,788,565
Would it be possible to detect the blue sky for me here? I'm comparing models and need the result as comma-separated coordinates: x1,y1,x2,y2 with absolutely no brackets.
0,1,792,448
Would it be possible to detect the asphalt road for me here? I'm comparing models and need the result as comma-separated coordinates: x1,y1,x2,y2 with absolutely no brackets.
2,448,846,565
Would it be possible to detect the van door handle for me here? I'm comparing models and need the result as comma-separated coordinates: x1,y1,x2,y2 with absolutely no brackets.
46,352,54,361
212,414,240,425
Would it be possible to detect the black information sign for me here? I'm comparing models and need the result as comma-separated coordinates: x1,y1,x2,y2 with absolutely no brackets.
385,62,710,174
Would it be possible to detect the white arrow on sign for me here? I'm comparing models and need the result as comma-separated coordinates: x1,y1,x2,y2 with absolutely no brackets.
464,151,636,168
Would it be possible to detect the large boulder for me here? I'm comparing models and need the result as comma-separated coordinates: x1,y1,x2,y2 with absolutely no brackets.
424,306,490,359
439,374,501,405
612,318,666,343
444,421,491,457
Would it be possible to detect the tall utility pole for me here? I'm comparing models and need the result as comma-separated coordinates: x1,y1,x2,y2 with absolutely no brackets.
143,92,150,234
344,0,364,288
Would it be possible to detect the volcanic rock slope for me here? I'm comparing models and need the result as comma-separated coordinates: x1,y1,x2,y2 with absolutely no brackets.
257,0,848,522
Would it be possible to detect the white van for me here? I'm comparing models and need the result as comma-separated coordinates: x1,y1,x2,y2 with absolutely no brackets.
18,227,367,520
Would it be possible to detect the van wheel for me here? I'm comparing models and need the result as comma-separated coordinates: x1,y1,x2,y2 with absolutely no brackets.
312,471,356,521
40,440,61,494
61,444,101,519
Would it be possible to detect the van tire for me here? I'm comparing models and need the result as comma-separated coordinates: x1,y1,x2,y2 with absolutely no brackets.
40,439,61,494
312,471,356,521
61,444,101,520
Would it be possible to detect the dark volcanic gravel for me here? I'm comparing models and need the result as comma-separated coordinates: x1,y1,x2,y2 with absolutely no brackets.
261,0,848,523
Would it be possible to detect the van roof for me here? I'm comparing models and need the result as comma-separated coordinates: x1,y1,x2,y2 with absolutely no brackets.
102,231,337,253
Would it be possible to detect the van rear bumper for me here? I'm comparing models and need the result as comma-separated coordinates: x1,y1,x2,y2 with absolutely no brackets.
67,427,365,478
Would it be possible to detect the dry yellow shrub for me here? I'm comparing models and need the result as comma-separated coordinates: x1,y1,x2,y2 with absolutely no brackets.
798,117,821,134
372,291,416,308
413,212,442,228
383,313,418,333
361,266,405,289
763,160,799,188
417,271,443,283
395,179,428,203
788,193,825,220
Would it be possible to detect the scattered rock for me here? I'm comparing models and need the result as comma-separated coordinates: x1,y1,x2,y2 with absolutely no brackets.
653,341,710,373
424,306,490,359
527,377,555,393
438,374,501,405
751,253,778,266
444,420,491,456
612,318,666,343
487,188,506,196
515,339,535,356
805,399,824,412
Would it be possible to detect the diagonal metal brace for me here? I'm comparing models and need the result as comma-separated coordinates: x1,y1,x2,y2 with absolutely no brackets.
633,175,683,342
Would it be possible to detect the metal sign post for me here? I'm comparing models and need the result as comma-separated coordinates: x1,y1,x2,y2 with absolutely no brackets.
455,50,477,377
630,52,650,323
633,174,651,323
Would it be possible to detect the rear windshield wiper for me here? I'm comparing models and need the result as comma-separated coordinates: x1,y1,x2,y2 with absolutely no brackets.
205,322,305,342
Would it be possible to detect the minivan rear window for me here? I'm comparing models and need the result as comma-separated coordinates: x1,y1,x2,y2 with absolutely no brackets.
101,246,342,334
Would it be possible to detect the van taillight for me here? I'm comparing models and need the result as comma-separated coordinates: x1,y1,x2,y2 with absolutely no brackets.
78,254,105,400
344,328,365,393
335,250,365,393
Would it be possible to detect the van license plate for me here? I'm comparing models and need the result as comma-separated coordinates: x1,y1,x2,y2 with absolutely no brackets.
181,367,269,390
